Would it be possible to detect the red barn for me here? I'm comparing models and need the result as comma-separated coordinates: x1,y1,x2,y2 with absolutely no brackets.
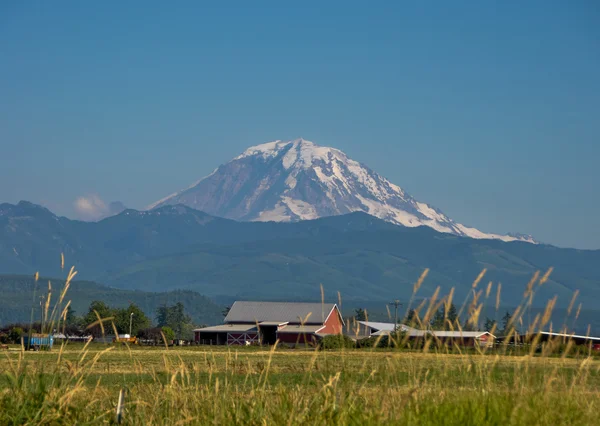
194,301,344,346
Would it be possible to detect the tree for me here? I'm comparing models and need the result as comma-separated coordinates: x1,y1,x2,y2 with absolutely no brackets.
155,302,193,340
170,303,192,339
114,304,150,336
161,326,175,343
403,309,417,326
484,317,496,333
222,305,231,318
462,318,476,332
446,303,458,329
83,301,113,336
83,301,112,326
64,305,81,328
430,308,445,330
501,311,513,334
8,327,23,344
156,305,169,327
354,308,366,321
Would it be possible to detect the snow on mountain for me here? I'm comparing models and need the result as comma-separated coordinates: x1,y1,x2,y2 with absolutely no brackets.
148,138,536,243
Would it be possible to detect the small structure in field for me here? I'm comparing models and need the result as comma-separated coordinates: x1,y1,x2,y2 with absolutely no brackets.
22,333,54,351
349,321,494,346
429,330,495,347
194,301,344,346
499,331,600,350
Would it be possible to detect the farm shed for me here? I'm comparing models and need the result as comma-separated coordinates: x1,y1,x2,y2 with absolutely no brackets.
194,301,344,346
499,331,600,349
356,321,427,338
429,331,495,347
349,321,493,346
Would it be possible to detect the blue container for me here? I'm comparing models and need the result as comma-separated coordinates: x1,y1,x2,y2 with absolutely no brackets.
22,334,54,351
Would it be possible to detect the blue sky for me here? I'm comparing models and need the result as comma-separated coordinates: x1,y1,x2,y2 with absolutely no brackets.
0,1,598,249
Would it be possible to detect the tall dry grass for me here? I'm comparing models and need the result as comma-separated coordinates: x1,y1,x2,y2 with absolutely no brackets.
2,261,600,425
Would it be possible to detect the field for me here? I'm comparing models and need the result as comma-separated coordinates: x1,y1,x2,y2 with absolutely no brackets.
2,343,600,425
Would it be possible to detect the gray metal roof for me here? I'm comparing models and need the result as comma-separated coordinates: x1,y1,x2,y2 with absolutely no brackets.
359,321,420,334
277,325,325,334
224,301,338,324
359,321,396,332
259,321,289,326
194,324,258,333
430,331,492,338
372,329,428,337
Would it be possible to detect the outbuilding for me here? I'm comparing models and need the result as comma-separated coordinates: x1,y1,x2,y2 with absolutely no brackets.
194,301,344,346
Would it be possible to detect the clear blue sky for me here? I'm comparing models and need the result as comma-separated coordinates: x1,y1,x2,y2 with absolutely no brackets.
1,1,598,249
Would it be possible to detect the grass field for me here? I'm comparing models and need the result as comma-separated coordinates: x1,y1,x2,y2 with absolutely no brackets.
2,343,600,425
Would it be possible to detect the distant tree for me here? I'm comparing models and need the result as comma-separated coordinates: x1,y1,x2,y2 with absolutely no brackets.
430,308,445,330
161,326,175,343
83,301,113,336
65,305,76,324
403,309,417,326
222,306,231,318
501,311,514,334
446,303,458,329
170,303,192,339
83,301,112,326
8,327,24,344
462,318,477,331
354,308,366,321
64,305,82,329
156,304,169,328
484,317,496,333
155,303,193,340
113,304,150,336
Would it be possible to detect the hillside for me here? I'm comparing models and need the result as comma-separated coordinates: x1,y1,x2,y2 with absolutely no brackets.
0,274,224,327
1,202,599,309
105,225,599,307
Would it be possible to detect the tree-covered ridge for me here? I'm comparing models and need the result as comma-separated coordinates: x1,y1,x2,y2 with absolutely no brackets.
0,274,223,327
1,203,599,308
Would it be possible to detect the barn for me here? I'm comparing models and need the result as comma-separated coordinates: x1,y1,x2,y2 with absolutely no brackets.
194,301,344,346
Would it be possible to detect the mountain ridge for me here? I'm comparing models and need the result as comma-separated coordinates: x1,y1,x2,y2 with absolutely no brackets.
1,201,598,310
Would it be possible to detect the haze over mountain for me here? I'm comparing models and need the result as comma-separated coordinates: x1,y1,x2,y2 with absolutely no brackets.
1,201,598,310
149,139,535,244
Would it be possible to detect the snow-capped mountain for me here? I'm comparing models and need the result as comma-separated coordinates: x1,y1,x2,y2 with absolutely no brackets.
149,138,535,243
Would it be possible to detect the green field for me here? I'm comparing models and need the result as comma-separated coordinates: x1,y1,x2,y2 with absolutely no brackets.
2,343,599,425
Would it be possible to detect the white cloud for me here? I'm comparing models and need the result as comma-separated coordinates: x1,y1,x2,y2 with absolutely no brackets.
73,194,127,221
73,194,108,221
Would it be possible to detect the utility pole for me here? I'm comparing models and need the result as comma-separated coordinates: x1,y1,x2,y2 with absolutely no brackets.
129,312,134,337
389,300,402,331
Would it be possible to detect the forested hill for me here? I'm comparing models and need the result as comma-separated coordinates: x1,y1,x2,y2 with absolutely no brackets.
0,274,224,327
2,202,600,308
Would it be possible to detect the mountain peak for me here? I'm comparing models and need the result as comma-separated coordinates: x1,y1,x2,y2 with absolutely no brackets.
149,139,536,243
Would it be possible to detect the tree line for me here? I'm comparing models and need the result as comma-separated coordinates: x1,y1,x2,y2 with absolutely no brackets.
0,301,198,344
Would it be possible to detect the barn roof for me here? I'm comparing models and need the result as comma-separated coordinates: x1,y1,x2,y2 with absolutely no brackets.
538,331,600,341
194,324,258,333
430,331,494,338
224,301,338,324
372,328,428,337
359,321,396,332
277,325,325,334
359,321,420,334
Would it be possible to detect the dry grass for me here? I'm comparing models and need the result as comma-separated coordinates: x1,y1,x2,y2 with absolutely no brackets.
1,263,599,425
